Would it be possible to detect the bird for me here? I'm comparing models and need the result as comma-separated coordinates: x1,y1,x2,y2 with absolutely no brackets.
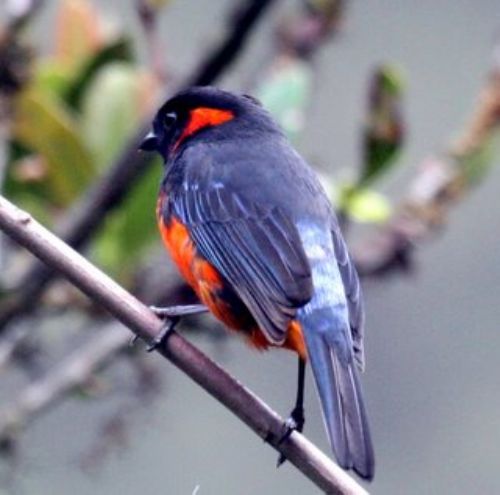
139,86,374,480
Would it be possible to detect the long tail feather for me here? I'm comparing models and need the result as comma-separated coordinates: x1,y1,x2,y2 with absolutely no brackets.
301,310,375,480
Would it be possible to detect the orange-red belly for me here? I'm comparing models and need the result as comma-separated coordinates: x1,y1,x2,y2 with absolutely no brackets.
157,208,306,359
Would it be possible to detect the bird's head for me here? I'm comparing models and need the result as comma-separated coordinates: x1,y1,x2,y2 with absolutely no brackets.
139,86,277,161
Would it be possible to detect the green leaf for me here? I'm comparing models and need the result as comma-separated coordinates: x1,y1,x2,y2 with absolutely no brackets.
80,62,160,280
33,60,73,98
360,64,405,186
81,63,144,171
12,88,95,206
378,65,405,96
91,159,162,282
64,37,134,111
256,59,313,142
361,134,402,185
338,184,392,223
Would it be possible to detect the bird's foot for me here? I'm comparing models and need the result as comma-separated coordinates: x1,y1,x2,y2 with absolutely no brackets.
147,304,209,351
276,405,305,467
147,316,179,352
129,304,208,350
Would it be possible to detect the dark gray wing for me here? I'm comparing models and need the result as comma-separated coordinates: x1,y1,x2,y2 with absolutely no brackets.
170,186,313,344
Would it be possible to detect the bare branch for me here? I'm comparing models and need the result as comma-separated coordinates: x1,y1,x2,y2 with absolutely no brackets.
0,195,368,495
0,326,29,371
187,0,276,87
0,323,128,434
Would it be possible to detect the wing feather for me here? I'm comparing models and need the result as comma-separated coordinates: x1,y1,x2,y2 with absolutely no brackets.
171,187,313,344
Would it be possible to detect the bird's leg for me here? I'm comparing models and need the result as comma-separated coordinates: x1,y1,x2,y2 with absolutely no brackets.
129,304,209,350
277,357,306,467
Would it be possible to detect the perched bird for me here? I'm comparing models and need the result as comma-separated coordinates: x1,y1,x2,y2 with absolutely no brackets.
140,86,374,480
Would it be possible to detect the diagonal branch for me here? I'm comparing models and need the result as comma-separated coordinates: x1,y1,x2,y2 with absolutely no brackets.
186,0,276,87
0,323,129,432
0,195,368,495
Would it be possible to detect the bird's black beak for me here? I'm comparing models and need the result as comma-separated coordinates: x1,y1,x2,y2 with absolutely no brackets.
139,130,158,151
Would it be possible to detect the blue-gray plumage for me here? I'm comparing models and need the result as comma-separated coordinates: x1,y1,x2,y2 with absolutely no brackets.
142,86,374,480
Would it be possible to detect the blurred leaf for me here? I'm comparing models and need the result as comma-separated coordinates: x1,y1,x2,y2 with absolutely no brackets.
65,37,134,110
377,65,404,95
362,135,402,183
81,63,147,171
54,0,103,71
338,184,392,223
33,60,73,97
33,37,134,111
12,87,95,206
80,61,161,280
360,64,405,186
91,160,162,282
256,58,313,142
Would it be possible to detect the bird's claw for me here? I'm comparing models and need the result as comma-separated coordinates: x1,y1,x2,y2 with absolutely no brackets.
145,304,208,352
147,317,178,352
276,406,305,467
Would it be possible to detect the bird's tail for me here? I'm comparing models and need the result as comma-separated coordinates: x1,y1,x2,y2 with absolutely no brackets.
299,307,375,480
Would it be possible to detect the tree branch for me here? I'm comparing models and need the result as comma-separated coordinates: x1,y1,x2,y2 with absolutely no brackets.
0,323,128,434
354,52,500,277
186,0,276,87
0,195,368,495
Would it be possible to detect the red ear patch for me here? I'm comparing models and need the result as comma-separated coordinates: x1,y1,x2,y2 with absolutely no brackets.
175,107,234,149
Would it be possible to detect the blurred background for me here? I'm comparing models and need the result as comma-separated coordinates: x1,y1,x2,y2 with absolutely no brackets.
0,0,499,493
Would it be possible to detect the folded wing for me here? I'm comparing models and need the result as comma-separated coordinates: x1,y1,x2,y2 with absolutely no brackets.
170,185,313,344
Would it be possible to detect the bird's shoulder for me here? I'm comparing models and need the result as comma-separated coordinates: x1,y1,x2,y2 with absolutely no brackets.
169,134,331,221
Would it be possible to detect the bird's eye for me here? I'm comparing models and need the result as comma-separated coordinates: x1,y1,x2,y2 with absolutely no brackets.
164,112,177,129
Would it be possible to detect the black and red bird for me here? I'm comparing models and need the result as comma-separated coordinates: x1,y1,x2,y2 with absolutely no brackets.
140,86,374,480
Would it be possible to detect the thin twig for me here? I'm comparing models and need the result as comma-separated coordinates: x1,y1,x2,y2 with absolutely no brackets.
0,195,368,495
0,326,29,371
186,0,276,87
0,323,128,434
0,0,277,334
